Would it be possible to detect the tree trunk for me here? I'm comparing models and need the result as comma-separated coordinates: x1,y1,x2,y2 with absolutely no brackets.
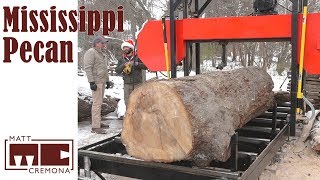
121,67,274,166
239,46,246,67
231,44,237,62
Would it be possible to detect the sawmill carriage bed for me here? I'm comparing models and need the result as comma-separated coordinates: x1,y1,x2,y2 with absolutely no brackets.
78,102,290,180
79,0,320,178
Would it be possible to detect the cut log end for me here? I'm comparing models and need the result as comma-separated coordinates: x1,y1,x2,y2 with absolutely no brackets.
122,82,193,162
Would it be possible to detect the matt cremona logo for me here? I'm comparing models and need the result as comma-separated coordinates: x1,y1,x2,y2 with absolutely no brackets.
5,136,74,174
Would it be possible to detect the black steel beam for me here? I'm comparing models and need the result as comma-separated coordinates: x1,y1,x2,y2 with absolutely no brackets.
278,102,291,107
290,0,299,136
170,0,177,78
79,134,119,150
195,44,201,74
271,103,278,138
238,126,280,139
183,0,189,77
184,43,190,76
303,0,308,7
195,0,201,74
78,150,240,179
257,112,288,119
198,0,212,16
231,133,238,172
299,0,308,12
247,118,286,128
238,136,270,144
268,106,291,113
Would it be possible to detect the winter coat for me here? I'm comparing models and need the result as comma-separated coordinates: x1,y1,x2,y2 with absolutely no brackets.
115,55,147,84
83,47,109,84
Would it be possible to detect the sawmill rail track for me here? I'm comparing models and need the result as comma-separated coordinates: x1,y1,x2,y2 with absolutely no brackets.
78,102,290,180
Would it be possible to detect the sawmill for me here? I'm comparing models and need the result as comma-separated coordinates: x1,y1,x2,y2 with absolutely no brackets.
78,0,320,179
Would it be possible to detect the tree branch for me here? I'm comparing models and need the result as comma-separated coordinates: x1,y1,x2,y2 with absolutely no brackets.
135,0,152,19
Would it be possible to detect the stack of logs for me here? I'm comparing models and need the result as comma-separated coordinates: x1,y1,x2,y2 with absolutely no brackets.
78,92,119,121
288,74,320,109
304,75,320,109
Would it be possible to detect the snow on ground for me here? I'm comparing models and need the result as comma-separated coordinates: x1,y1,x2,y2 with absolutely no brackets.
78,120,122,148
272,75,289,92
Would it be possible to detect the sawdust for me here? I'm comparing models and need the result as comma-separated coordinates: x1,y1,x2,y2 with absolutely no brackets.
260,137,320,180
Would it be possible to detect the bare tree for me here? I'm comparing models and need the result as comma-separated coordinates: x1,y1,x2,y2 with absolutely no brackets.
78,0,167,63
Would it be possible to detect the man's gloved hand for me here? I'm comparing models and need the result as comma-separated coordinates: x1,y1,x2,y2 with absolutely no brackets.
106,81,112,89
123,63,133,74
90,82,97,91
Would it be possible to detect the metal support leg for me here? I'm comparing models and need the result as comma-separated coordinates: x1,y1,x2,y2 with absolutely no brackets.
195,44,200,74
84,156,91,178
195,0,201,75
290,0,299,136
231,132,238,172
183,1,189,77
184,42,190,76
271,103,278,139
170,0,177,78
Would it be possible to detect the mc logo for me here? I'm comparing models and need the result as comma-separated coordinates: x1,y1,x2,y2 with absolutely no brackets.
5,136,74,174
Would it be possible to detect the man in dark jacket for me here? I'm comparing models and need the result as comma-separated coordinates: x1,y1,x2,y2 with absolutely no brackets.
115,39,147,106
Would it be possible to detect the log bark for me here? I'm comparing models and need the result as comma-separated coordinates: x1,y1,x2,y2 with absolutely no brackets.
274,91,290,104
310,115,320,151
121,67,274,166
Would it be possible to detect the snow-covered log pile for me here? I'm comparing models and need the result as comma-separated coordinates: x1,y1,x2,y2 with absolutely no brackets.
78,92,119,121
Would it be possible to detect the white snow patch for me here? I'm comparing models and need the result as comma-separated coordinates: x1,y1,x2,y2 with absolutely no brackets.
272,75,289,92
78,120,122,148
